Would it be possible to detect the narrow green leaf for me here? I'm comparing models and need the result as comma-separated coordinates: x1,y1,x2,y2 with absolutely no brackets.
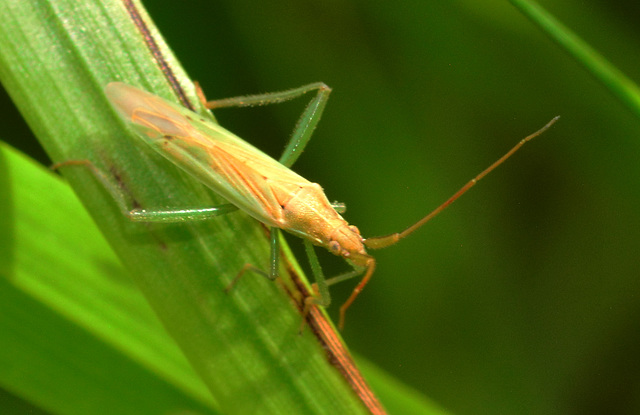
0,136,444,413
510,0,640,118
0,0,375,413
0,142,217,414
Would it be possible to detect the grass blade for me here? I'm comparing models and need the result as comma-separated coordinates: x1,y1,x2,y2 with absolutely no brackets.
0,0,384,413
0,142,217,413
510,0,640,118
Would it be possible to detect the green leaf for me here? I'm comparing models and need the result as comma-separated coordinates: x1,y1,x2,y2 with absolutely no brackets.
509,0,640,118
0,0,400,413
0,143,216,414
0,137,441,414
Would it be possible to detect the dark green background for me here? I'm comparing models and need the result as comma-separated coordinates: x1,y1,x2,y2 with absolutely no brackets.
3,1,639,414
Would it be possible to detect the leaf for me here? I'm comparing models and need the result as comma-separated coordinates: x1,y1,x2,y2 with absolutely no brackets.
0,142,216,414
0,0,398,413
509,0,640,118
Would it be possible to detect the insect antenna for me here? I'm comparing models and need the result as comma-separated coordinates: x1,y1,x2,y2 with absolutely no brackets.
337,253,376,330
364,116,560,250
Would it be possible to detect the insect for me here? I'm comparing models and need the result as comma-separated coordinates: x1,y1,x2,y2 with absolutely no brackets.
79,82,558,330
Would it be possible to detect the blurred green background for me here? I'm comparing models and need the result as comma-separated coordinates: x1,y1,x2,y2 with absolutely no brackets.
3,1,639,414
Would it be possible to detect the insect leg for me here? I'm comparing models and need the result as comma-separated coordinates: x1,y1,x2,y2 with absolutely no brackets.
303,240,331,308
225,228,281,296
269,227,280,280
302,242,378,329
195,82,332,168
52,159,239,222
298,240,331,332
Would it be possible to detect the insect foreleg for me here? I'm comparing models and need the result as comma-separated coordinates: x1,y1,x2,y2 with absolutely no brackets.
195,82,332,168
302,242,377,330
299,240,332,332
303,240,331,308
52,159,239,222
339,257,376,330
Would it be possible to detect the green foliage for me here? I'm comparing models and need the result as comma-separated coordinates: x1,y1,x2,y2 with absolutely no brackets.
2,0,640,414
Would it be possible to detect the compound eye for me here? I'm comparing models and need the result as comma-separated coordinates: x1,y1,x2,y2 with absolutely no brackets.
328,241,341,255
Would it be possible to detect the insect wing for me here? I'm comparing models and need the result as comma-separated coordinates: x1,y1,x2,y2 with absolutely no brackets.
105,82,311,226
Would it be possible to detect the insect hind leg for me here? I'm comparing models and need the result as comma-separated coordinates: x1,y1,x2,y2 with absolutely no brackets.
194,82,332,168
